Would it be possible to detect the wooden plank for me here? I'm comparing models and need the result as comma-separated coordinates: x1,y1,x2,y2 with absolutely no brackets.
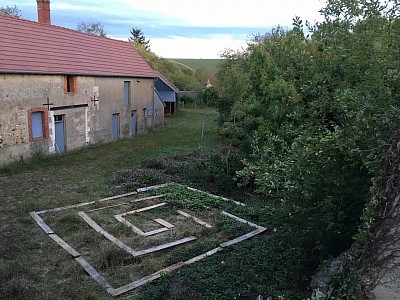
110,261,185,296
98,191,138,202
48,234,80,258
133,194,166,202
120,202,166,216
75,256,113,289
114,215,145,236
88,202,129,212
186,186,231,201
136,183,171,193
114,215,170,236
177,210,213,228
221,211,261,228
219,227,266,248
186,186,245,206
143,227,169,236
36,201,96,214
134,236,197,257
89,194,167,212
184,247,222,265
30,211,54,234
131,202,167,213
176,210,191,218
78,211,135,255
154,218,174,228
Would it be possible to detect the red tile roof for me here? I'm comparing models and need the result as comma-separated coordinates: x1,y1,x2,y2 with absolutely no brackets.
0,14,156,78
156,71,180,93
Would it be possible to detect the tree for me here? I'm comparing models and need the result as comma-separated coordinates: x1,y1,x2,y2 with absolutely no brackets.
76,22,107,37
195,67,216,87
200,87,219,107
134,43,202,91
129,27,150,51
214,0,400,294
0,5,21,17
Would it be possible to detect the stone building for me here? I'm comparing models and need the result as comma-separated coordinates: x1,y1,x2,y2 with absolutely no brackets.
0,0,164,165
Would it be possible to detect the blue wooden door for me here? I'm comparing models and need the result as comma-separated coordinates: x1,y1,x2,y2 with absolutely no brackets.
112,113,119,140
131,111,137,137
54,115,65,153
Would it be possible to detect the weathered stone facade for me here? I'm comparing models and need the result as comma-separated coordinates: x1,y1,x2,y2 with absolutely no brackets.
0,74,164,165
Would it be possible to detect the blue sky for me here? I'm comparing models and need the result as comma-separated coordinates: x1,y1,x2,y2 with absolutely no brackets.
3,0,325,58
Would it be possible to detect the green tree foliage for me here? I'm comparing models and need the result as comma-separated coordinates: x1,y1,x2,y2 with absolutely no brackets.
0,5,21,17
129,27,151,51
76,22,107,37
195,67,216,87
200,87,219,107
215,0,400,284
128,29,216,92
134,43,203,91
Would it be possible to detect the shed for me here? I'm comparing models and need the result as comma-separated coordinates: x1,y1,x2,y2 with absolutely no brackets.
154,72,180,116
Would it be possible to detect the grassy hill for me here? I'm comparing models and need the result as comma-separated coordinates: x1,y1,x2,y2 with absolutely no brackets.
168,58,223,75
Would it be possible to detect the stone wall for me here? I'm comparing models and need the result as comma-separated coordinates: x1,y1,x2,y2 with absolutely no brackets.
0,74,162,165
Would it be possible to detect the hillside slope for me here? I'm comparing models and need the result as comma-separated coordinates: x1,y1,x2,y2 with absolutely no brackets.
167,58,222,75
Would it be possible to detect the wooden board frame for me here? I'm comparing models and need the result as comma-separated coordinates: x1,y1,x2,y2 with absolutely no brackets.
114,203,172,236
177,210,213,228
78,211,196,256
30,183,266,297
154,218,174,228
89,194,167,212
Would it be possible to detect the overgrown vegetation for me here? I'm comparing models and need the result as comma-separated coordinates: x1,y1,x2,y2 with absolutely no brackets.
210,0,399,296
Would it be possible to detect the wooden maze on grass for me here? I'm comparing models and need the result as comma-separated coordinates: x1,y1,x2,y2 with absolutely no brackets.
30,183,266,297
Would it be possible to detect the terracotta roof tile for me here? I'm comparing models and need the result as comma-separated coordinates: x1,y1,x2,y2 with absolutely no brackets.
0,15,156,78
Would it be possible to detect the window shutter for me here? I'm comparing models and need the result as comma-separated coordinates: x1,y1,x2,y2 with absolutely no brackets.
31,112,44,138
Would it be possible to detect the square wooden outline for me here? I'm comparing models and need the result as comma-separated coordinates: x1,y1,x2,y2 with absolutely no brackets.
30,183,266,297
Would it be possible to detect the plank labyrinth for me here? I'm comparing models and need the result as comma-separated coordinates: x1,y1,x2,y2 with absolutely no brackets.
30,183,266,297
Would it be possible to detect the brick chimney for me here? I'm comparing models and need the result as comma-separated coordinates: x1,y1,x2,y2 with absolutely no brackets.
37,0,51,25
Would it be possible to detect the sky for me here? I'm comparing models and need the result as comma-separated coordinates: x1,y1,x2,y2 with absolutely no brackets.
3,0,325,58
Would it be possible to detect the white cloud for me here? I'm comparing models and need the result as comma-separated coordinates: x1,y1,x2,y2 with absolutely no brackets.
149,36,248,59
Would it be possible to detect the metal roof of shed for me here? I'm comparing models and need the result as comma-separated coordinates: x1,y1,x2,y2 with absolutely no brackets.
155,72,180,93
0,14,156,78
